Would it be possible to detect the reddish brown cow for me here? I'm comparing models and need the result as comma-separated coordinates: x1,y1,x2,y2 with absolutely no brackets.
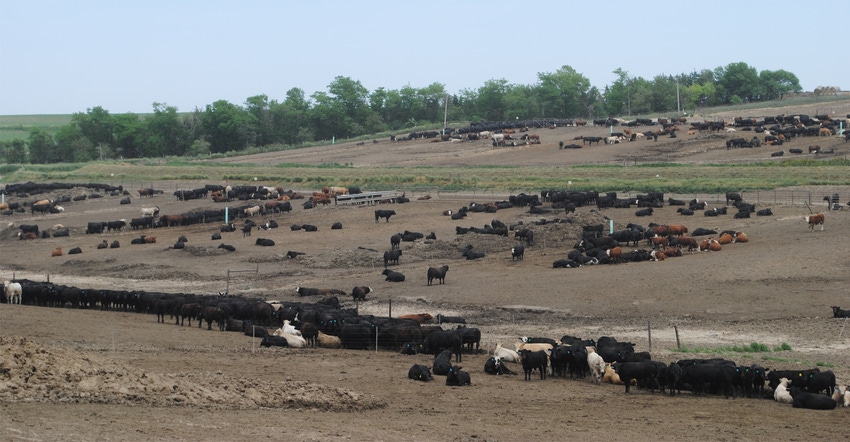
668,224,688,236
144,236,157,244
651,236,669,249
51,247,63,257
399,313,434,324
734,231,749,243
606,246,622,263
718,233,734,244
806,213,825,232
676,237,699,252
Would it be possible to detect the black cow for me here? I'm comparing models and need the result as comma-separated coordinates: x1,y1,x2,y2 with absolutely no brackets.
67,247,82,255
435,314,465,324
518,349,548,380
351,286,372,301
110,240,120,249
375,209,396,223
390,234,401,249
691,228,717,236
832,306,850,318
455,325,480,352
511,244,525,261
211,232,222,240
725,192,742,205
260,336,289,348
220,223,236,232
789,387,836,409
427,265,449,285
301,224,318,232
382,269,405,282
767,368,821,391
635,207,653,217
255,238,275,246
52,228,69,237
484,356,515,375
218,243,236,252
408,364,433,382
399,341,419,355
432,350,454,375
445,366,471,386
423,331,462,362
756,208,773,216
338,323,372,350
615,362,660,394
553,259,581,268
331,222,342,229
514,228,534,245
201,306,227,331
86,221,106,234
682,363,737,398
383,249,402,267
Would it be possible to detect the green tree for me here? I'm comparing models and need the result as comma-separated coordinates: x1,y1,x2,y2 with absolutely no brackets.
27,127,54,164
54,124,93,162
0,139,27,163
536,66,594,118
604,68,631,116
327,76,372,135
71,106,114,148
245,94,274,147
143,103,192,157
310,91,349,140
759,69,801,101
477,79,510,121
272,88,311,145
112,113,146,159
201,100,255,153
717,62,761,103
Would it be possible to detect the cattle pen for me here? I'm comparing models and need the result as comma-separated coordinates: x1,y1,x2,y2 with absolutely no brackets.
335,190,399,206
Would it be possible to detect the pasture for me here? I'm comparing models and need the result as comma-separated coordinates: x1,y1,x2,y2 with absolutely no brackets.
2,98,850,440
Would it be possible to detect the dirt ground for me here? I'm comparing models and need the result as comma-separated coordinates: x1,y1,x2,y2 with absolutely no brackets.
2,101,850,441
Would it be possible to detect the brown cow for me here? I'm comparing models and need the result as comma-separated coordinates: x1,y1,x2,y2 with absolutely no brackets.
399,313,434,324
650,251,666,261
718,233,735,244
651,236,669,249
806,213,825,232
668,224,688,236
144,236,157,244
676,237,699,252
606,246,622,263
51,247,63,257
734,231,749,243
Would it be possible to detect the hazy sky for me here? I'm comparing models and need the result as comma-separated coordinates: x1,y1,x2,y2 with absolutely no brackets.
1,0,846,115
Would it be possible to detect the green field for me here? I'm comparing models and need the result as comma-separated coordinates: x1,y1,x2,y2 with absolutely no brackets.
0,114,72,142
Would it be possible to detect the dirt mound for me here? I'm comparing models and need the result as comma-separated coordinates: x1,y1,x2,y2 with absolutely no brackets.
0,336,385,411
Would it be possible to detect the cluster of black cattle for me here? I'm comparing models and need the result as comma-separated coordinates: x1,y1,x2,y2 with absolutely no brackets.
1,181,126,216
500,335,842,407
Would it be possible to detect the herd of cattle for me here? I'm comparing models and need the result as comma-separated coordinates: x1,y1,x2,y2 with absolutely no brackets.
2,178,849,412
2,277,848,409
390,112,848,158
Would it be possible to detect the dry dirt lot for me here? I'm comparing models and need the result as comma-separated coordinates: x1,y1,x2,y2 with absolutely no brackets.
2,101,850,441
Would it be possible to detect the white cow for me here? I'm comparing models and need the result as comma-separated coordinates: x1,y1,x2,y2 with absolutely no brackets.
141,206,160,217
774,378,793,404
494,343,520,363
4,280,22,304
587,351,605,384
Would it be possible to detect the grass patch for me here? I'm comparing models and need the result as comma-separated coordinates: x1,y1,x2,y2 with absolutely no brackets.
672,342,793,355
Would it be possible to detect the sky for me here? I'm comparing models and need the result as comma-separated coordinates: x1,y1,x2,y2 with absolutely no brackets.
1,0,847,116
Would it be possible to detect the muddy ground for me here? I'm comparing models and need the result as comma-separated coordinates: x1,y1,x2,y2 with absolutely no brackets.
1,100,850,441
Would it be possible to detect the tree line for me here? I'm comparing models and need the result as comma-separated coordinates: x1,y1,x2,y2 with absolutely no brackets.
0,62,801,164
